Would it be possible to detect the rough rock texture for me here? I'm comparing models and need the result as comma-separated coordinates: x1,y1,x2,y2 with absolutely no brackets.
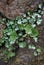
8,48,44,65
0,0,41,19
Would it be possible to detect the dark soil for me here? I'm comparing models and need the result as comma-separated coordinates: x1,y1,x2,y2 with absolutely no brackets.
0,61,6,65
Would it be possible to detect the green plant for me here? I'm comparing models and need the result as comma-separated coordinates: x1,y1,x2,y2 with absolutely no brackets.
34,47,42,56
19,42,26,48
0,3,44,61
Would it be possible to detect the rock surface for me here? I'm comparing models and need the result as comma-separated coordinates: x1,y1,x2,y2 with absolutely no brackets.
0,0,41,19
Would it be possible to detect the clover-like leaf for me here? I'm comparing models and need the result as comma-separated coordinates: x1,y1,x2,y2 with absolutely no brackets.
7,52,15,59
9,31,17,44
31,28,39,37
37,19,42,25
37,48,41,53
34,51,38,56
16,16,21,20
33,37,38,42
28,44,36,50
2,18,6,24
19,42,26,48
18,24,25,30
25,24,32,34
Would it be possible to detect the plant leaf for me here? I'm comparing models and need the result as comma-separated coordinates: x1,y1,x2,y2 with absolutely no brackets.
19,42,26,48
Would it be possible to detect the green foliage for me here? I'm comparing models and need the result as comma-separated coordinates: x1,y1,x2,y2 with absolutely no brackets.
0,3,43,61
25,24,32,34
28,44,42,56
19,42,26,48
34,47,42,56
2,50,15,61
28,44,36,50
9,31,17,44
31,28,38,37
